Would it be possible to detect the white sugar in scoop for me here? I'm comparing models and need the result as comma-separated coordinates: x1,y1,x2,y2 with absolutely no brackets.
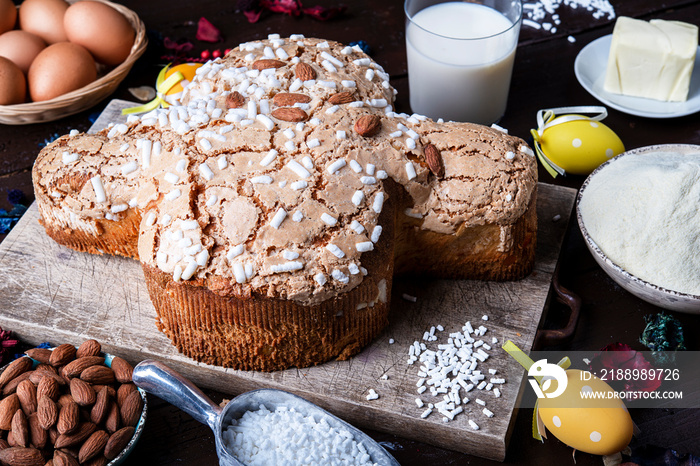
223,405,378,465
133,360,399,466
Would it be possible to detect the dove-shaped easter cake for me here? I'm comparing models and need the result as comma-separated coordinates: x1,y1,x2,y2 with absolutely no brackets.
32,36,537,371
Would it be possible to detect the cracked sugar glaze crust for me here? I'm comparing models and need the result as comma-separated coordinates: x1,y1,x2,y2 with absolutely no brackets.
33,36,536,308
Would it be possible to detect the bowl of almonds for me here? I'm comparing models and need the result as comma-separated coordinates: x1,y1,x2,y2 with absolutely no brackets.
0,339,146,466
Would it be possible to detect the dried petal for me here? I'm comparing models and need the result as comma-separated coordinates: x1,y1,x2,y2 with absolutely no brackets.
196,17,223,43
302,5,347,21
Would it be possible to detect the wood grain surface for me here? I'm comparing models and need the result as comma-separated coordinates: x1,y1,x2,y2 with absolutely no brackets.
0,100,577,459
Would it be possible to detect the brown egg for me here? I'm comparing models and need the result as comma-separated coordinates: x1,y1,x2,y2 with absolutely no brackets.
0,0,17,35
19,0,69,44
64,1,134,66
0,56,27,105
28,42,96,102
0,30,47,74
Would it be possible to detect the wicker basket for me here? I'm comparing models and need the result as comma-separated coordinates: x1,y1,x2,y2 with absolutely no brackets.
0,0,147,125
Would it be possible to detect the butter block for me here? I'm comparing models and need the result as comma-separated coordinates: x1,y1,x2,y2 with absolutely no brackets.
604,16,698,102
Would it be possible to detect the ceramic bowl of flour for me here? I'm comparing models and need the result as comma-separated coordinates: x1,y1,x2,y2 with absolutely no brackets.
576,144,700,313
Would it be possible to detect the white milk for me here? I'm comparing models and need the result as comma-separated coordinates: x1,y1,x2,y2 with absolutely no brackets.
406,2,520,124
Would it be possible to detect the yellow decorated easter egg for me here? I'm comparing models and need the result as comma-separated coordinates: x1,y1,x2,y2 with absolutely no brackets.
163,62,203,100
538,369,633,456
538,116,624,175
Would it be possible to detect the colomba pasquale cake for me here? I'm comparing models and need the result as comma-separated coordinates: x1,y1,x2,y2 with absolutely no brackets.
32,36,537,371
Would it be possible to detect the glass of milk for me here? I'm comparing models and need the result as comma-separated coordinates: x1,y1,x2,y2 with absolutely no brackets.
405,0,522,125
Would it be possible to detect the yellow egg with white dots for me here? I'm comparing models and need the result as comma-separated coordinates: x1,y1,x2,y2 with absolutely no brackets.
537,370,633,456
162,62,203,102
537,116,625,175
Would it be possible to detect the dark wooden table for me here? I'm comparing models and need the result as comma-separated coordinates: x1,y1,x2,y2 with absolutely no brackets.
1,0,699,464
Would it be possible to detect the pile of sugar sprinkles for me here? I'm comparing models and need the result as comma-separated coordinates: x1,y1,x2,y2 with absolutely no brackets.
406,317,506,430
222,404,379,466
522,0,616,34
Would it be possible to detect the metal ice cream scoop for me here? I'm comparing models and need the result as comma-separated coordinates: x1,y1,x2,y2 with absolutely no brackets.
132,360,400,466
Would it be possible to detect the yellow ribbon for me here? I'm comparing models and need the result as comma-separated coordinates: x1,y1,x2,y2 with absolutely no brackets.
122,65,186,115
502,340,571,441
531,127,563,179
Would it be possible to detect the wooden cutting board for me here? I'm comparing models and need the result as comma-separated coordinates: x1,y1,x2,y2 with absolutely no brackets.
0,100,577,461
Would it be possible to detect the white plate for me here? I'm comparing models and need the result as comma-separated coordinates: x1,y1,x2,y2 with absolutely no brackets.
574,35,700,118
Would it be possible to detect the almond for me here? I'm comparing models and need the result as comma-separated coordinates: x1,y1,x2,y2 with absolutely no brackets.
104,403,119,434
251,59,286,71
29,372,65,387
49,345,76,367
62,357,104,379
11,410,29,448
56,401,78,435
328,91,355,105
354,114,382,137
56,395,74,409
6,431,15,447
89,386,115,399
0,357,33,389
37,396,58,430
108,357,132,384
83,456,107,466
272,92,311,107
89,388,110,425
225,91,245,109
0,447,45,466
270,107,308,122
48,427,58,445
53,450,79,466
27,414,46,449
77,431,108,464
0,439,8,450
79,366,114,385
24,348,52,365
115,384,135,409
75,340,101,359
68,379,94,407
119,391,142,427
103,426,134,460
424,143,444,178
16,381,36,416
295,62,316,81
0,394,21,430
2,372,33,396
36,377,60,403
35,364,57,374
54,422,96,449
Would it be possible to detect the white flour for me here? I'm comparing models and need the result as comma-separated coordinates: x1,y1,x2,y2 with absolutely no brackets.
579,151,700,295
